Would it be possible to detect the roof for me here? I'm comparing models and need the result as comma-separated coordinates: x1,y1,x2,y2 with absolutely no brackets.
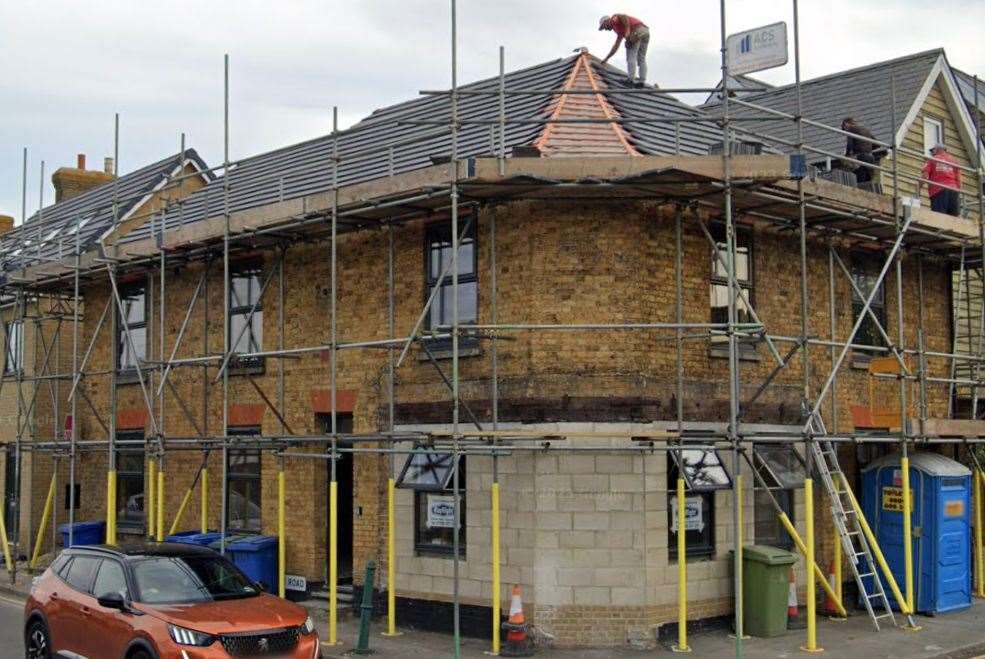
953,68,985,121
0,150,210,273
862,451,971,477
120,52,725,245
66,542,217,558
703,73,775,104
702,49,943,159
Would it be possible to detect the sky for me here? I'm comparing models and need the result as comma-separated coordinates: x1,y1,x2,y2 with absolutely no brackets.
0,0,982,223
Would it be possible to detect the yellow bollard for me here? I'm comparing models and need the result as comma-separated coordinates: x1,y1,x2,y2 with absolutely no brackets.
156,469,165,542
201,467,208,534
802,479,822,653
168,486,195,536
673,477,691,653
976,471,984,599
383,477,402,637
147,459,156,539
841,474,911,614
901,456,914,614
832,527,844,619
777,514,847,618
106,470,117,545
490,481,500,652
278,469,286,598
0,492,13,572
30,473,57,569
329,480,338,645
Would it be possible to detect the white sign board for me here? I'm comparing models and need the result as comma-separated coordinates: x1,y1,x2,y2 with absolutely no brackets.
670,496,705,533
285,574,307,592
426,494,460,529
726,22,788,76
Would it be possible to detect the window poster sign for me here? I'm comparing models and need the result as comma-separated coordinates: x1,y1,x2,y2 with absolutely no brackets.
670,496,705,533
426,494,460,529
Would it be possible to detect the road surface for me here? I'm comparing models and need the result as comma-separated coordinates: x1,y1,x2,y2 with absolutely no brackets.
0,592,24,658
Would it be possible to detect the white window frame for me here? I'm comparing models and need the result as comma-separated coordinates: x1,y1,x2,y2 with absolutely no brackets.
923,116,944,156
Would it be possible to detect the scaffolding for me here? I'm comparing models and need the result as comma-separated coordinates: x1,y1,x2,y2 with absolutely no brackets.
2,1,985,657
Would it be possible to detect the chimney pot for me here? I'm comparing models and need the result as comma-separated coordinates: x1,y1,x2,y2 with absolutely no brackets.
104,157,114,175
0,215,14,235
77,153,86,170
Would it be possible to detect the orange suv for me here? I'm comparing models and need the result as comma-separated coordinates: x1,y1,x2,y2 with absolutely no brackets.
24,542,321,658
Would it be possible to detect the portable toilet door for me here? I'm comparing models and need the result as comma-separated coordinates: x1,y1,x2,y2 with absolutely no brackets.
861,452,972,615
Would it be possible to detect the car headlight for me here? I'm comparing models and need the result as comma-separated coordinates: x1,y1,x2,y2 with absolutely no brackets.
168,624,215,647
300,616,316,635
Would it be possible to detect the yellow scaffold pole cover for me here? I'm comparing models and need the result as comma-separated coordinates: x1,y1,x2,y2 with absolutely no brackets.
156,469,165,542
901,456,915,614
0,492,13,572
976,470,984,599
832,526,844,619
30,473,57,570
329,480,338,645
278,469,286,599
383,477,402,637
802,478,822,653
841,474,911,615
777,514,847,618
147,458,156,539
169,483,195,537
672,477,691,653
490,481,501,653
201,467,209,534
106,470,117,546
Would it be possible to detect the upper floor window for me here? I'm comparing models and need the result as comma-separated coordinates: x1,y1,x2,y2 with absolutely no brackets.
4,321,23,375
425,220,477,339
117,285,147,373
923,116,944,157
850,253,886,353
229,266,263,363
709,224,754,350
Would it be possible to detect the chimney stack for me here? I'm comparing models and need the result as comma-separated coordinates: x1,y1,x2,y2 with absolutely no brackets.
51,153,115,203
104,157,114,175
0,214,14,236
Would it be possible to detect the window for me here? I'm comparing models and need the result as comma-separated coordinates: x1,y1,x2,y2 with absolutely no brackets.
850,253,887,353
924,116,944,156
709,224,754,346
397,451,466,556
116,434,145,531
425,220,477,346
4,321,23,375
227,428,261,533
63,484,81,510
752,445,805,551
229,266,263,365
63,555,100,592
667,449,731,558
92,559,129,600
117,285,147,372
132,554,258,604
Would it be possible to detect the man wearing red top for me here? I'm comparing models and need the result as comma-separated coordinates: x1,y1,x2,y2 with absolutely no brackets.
919,143,962,216
599,14,650,87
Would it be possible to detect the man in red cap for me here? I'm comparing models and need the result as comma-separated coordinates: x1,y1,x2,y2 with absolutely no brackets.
918,143,962,216
599,14,650,87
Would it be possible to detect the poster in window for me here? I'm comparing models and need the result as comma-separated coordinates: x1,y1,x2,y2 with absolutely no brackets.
426,494,460,529
670,496,705,532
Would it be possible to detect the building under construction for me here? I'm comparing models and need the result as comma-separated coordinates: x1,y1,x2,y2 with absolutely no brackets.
1,3,985,655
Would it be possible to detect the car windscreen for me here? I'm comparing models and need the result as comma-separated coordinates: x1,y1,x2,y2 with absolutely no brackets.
131,554,260,604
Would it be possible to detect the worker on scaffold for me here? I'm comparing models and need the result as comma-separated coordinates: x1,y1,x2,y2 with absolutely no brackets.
599,14,650,87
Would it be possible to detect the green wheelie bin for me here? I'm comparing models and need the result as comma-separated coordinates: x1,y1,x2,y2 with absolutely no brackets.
740,544,797,637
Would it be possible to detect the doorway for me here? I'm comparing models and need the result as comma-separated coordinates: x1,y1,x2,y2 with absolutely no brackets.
319,413,353,583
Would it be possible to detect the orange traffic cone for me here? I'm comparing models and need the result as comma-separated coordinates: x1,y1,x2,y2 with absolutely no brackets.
501,584,534,657
787,567,799,618
823,559,845,618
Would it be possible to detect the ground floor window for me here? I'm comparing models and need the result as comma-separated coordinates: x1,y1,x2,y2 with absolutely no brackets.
115,432,146,531
751,444,805,551
668,448,731,559
397,451,466,557
227,427,261,533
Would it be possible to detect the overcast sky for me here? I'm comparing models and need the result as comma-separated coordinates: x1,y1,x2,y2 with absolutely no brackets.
1,1,982,223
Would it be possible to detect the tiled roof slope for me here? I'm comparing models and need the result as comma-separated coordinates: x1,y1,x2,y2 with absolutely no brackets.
1,150,210,272
122,52,726,244
953,68,985,123
702,49,942,159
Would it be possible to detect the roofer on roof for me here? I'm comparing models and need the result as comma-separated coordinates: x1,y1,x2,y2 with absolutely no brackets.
841,117,878,185
599,14,650,88
918,143,962,216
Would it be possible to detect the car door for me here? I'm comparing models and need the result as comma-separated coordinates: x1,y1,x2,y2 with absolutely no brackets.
56,555,100,656
87,558,136,659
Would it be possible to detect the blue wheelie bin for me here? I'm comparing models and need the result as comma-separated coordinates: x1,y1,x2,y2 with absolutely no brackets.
59,521,106,547
165,530,224,547
223,535,278,591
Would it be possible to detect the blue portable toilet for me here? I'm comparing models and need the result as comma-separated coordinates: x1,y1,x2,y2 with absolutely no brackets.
861,452,972,614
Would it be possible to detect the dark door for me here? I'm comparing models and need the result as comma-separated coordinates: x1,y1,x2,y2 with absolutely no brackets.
320,414,353,583
4,444,17,544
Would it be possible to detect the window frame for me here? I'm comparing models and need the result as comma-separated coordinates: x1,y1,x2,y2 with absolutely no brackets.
228,264,264,369
4,320,23,375
923,115,945,156
115,432,146,532
423,219,478,350
667,452,720,559
708,223,756,352
226,427,262,533
754,486,795,551
116,282,148,375
92,557,131,600
398,451,467,557
849,252,888,355
62,554,101,594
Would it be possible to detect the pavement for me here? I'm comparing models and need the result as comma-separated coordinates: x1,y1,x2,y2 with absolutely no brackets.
1,561,984,658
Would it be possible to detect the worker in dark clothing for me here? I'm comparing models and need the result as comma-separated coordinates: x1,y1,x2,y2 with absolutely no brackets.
842,117,878,184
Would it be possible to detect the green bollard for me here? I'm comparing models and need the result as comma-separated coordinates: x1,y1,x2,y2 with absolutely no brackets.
354,560,377,655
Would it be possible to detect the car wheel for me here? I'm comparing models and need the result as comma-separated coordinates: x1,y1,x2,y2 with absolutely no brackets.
25,620,51,659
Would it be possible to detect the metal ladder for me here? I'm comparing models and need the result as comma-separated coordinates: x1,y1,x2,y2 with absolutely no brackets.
805,409,902,630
